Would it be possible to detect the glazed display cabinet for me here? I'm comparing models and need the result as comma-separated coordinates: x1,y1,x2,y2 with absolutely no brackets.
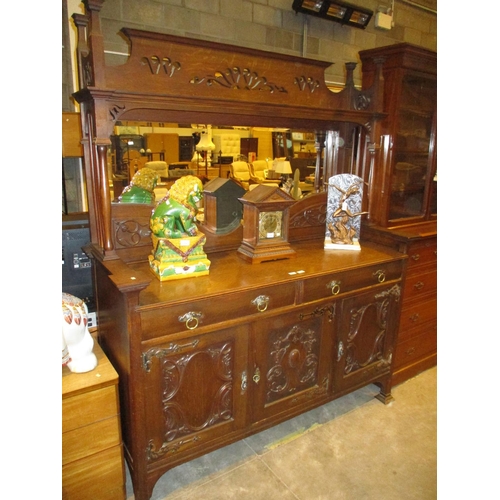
360,44,437,384
360,43,437,228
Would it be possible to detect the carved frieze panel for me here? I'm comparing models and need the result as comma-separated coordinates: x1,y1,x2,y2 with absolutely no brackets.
113,218,151,249
145,341,234,461
266,324,321,404
343,285,400,375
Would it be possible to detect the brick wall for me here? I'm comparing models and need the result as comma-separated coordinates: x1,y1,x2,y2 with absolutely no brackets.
95,0,436,87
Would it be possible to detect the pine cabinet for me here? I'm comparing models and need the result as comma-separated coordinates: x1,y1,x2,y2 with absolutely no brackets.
93,240,404,500
62,342,125,500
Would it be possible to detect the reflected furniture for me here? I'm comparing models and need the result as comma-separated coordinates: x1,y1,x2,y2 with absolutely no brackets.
229,161,252,190
62,341,125,500
359,43,437,384
249,160,279,185
71,4,419,499
212,133,241,162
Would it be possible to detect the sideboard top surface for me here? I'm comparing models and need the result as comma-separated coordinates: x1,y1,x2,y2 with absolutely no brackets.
119,240,405,308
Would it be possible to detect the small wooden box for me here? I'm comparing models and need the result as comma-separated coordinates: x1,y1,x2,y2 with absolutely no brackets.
62,342,125,500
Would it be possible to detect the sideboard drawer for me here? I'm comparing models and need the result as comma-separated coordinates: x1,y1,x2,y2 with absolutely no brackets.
301,261,402,303
406,240,437,271
141,282,296,339
393,326,437,369
402,264,437,301
398,297,437,336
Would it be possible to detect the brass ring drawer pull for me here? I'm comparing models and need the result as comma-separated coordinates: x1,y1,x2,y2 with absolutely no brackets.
409,313,420,322
252,295,270,312
411,254,420,261
373,270,386,283
327,280,341,295
414,281,424,290
253,367,261,384
178,311,203,330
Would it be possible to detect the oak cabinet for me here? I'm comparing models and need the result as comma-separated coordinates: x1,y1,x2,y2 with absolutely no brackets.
359,43,437,385
335,285,401,398
360,43,436,228
361,225,436,385
249,302,335,423
141,325,249,466
93,240,404,500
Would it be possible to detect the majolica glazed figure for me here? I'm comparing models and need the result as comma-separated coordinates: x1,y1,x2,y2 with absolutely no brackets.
148,176,210,281
119,167,159,204
150,176,203,238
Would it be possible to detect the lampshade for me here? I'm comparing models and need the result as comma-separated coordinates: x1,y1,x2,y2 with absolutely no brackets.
273,159,292,175
196,131,215,152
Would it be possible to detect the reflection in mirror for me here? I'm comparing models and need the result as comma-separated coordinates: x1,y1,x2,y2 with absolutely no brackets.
108,122,371,203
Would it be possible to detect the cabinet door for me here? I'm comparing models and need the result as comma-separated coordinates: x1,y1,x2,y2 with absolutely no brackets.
141,325,248,465
389,74,436,221
334,284,401,392
249,303,336,423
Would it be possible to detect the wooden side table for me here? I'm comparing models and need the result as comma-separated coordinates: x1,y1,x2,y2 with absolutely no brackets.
62,341,125,500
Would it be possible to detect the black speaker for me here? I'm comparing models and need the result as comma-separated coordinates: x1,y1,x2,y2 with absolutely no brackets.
62,213,95,312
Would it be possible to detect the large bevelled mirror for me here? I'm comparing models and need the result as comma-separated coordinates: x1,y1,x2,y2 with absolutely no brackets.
108,121,371,203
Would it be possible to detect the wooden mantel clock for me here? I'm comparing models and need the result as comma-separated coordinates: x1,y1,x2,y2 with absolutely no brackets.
237,184,296,264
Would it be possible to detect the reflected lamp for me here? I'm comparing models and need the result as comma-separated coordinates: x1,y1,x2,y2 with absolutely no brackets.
273,159,292,182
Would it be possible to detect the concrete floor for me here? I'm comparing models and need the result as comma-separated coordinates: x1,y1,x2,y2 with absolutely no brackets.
126,367,437,500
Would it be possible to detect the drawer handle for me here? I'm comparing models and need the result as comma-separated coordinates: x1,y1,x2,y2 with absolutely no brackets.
406,347,416,356
241,371,248,394
327,280,341,295
411,253,420,261
409,313,420,323
253,366,261,384
251,295,270,312
178,311,202,330
373,270,386,283
414,281,424,290
337,341,344,361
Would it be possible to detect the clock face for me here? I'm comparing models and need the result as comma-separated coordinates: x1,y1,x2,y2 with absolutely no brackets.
259,211,283,239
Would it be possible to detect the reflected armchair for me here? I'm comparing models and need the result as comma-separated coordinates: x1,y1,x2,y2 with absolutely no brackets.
229,161,251,190
249,160,280,186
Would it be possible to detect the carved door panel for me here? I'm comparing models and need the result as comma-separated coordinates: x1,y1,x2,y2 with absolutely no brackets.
249,303,336,423
334,284,401,392
141,325,249,466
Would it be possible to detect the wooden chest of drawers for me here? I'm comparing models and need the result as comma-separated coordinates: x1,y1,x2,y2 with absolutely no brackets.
62,341,125,500
362,222,437,385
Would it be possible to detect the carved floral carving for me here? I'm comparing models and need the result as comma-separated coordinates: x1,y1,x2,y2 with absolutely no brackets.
294,76,321,93
290,203,328,228
191,67,287,93
266,324,320,402
146,342,234,461
114,219,151,248
343,285,400,375
141,56,181,77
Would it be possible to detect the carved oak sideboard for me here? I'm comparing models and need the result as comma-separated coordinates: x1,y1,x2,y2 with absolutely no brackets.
93,239,404,500
71,3,413,499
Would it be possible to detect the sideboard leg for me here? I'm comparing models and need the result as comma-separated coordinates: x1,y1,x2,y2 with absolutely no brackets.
374,377,394,405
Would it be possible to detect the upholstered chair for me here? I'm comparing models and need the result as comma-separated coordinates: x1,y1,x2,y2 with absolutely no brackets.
229,161,251,190
249,160,279,186
212,134,241,161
